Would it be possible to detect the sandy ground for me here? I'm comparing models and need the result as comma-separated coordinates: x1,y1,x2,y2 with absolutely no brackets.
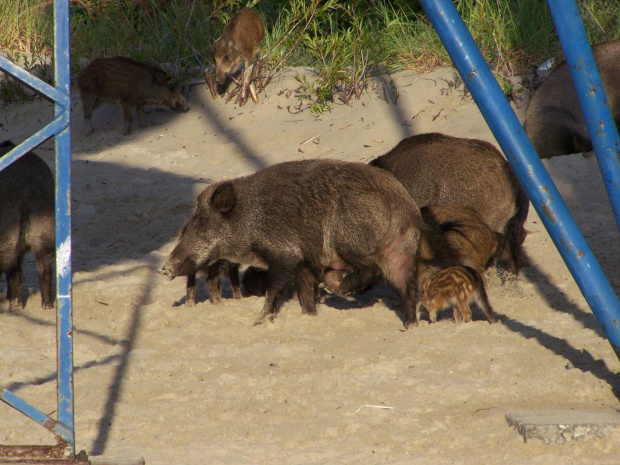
1,66,620,464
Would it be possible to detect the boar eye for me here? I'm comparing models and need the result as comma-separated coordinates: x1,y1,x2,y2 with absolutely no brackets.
192,214,209,229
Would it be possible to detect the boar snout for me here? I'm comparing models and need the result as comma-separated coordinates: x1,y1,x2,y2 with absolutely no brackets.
159,266,176,281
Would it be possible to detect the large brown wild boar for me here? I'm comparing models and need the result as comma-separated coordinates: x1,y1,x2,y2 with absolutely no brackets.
369,132,529,279
525,39,620,159
161,159,424,328
212,7,265,105
77,56,188,135
0,141,55,309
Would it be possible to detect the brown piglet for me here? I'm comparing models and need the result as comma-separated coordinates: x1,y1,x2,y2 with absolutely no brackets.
212,7,265,105
417,266,498,324
77,56,188,135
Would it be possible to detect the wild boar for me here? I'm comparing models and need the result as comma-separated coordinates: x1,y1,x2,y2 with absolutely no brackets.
323,205,501,297
525,39,620,159
77,56,188,135
161,159,424,328
417,266,497,324
369,132,529,279
0,141,55,309
212,7,265,105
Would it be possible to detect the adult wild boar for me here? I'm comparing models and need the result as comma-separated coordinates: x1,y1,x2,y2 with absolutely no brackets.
525,39,620,159
323,205,501,297
161,159,424,328
369,133,529,279
0,141,55,309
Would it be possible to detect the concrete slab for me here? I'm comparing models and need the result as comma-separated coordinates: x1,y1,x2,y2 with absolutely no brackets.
505,409,620,445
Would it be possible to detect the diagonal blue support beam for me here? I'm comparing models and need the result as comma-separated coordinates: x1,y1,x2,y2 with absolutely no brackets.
546,0,620,230
1,389,73,442
0,54,67,105
418,0,620,361
0,118,63,172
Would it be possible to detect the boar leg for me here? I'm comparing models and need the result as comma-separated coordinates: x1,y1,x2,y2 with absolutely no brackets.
456,298,472,323
120,102,134,135
5,266,23,310
206,265,223,305
295,266,319,315
34,250,54,309
452,305,463,322
253,263,294,325
186,273,197,306
136,104,146,129
81,94,98,135
415,301,426,324
228,263,242,299
399,281,419,329
238,64,253,107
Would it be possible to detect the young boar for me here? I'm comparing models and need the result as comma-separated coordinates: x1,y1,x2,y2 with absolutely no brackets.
212,7,265,105
417,266,497,324
161,159,424,328
323,205,501,297
77,56,188,135
369,132,529,279
525,39,620,159
0,141,55,309
186,260,241,306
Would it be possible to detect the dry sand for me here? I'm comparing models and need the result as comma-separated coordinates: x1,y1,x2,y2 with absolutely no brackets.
1,67,619,464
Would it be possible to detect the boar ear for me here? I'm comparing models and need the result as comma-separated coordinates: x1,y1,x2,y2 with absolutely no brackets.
211,182,236,213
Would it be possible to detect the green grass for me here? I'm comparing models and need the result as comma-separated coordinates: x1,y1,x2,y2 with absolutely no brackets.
1,0,619,111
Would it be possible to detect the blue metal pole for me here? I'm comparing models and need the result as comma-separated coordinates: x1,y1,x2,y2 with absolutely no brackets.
545,0,620,230
418,0,620,360
54,0,74,455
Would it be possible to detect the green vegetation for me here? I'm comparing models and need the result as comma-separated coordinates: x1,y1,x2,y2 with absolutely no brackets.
1,0,619,111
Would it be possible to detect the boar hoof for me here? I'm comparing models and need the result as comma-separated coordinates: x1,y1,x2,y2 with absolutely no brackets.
185,299,195,307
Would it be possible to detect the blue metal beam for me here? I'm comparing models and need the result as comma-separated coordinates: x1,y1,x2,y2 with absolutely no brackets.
1,389,74,442
0,118,62,172
546,0,620,230
0,0,75,458
53,0,75,455
0,54,67,105
418,0,620,360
